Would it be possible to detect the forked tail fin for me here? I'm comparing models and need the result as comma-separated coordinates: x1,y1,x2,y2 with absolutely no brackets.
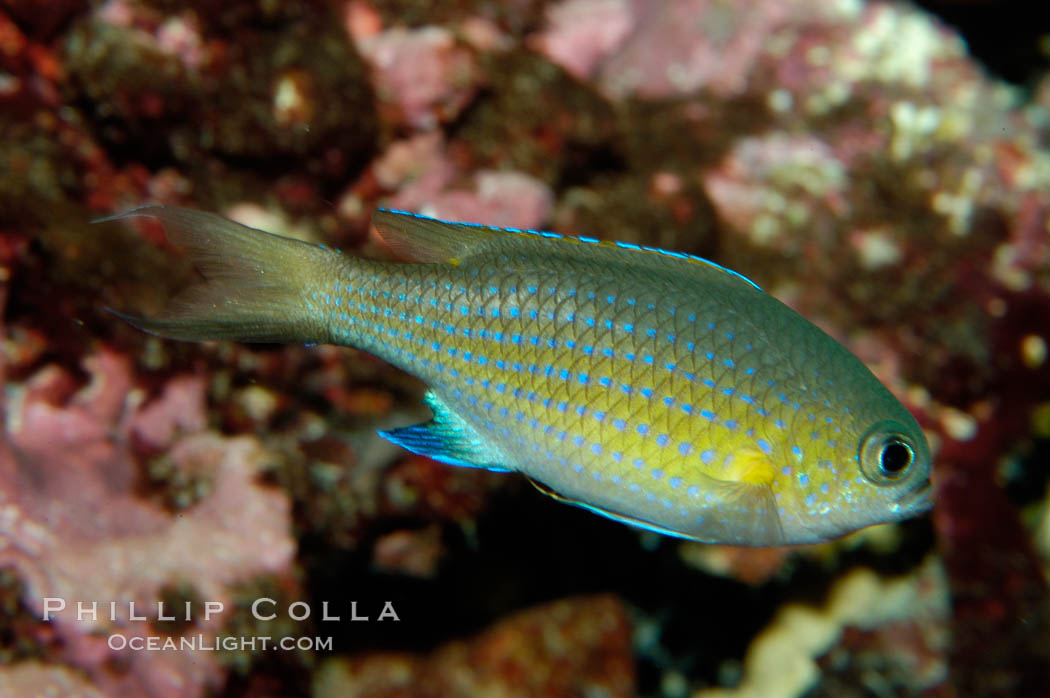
99,206,337,344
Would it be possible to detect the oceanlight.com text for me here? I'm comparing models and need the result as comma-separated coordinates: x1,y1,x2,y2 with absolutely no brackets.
107,633,334,652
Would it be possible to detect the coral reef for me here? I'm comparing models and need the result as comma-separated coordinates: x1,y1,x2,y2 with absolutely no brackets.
1,0,1049,695
697,556,949,698
313,595,635,697
0,350,297,696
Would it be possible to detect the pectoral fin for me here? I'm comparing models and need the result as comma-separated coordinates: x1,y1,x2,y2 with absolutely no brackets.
682,475,785,546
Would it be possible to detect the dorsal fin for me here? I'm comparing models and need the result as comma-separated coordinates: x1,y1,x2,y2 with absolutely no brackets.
371,208,762,290
372,208,500,263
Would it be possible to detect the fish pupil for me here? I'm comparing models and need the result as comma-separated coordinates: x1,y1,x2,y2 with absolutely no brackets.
880,440,912,476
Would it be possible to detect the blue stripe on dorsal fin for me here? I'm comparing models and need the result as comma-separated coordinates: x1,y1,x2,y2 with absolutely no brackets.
377,390,510,472
372,208,761,290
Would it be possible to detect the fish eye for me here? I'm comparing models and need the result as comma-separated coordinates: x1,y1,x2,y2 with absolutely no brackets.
878,439,913,478
859,422,917,485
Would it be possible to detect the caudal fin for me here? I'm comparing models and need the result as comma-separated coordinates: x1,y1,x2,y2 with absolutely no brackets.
99,206,336,344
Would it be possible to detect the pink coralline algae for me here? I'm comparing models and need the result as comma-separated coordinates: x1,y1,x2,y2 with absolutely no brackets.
354,25,480,130
0,350,296,697
370,131,555,228
534,0,797,98
530,0,635,82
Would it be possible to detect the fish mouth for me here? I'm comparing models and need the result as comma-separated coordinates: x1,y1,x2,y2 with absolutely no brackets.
899,478,933,511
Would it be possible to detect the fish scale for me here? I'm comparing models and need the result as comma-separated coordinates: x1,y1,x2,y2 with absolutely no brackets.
344,259,826,526
104,205,933,546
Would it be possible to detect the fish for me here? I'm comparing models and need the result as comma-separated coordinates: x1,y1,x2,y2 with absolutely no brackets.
102,205,933,546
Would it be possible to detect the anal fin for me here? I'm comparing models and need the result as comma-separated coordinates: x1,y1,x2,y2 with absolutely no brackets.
378,391,510,472
526,477,707,540
526,467,785,546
